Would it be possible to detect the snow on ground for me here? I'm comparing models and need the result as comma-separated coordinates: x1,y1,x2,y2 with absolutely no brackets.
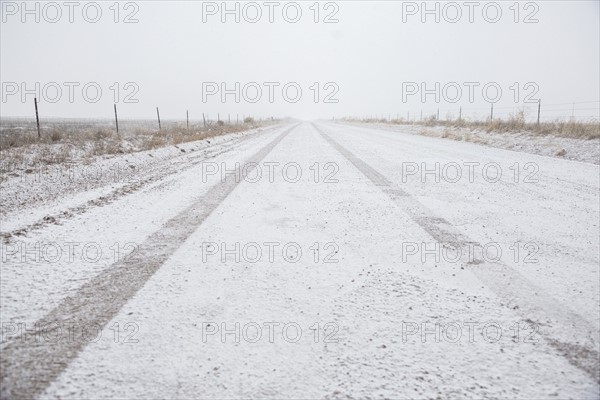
1,125,283,332
1,122,599,399
1,125,276,232
344,121,600,165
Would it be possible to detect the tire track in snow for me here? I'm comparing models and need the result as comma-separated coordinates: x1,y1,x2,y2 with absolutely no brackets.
0,127,278,243
0,123,299,400
313,122,600,384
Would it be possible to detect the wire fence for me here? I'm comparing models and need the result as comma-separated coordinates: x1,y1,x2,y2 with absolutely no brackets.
363,100,600,124
0,100,275,138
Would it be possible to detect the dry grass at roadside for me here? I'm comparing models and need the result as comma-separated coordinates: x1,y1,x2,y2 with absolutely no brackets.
349,111,600,140
0,118,275,180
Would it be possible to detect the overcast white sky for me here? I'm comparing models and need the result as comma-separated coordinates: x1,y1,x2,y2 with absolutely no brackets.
1,0,599,121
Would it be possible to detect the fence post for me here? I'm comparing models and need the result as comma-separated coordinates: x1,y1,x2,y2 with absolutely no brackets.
228,113,230,124
34,97,41,138
114,104,119,134
490,103,494,121
436,108,439,120
202,113,206,127
156,107,161,131
186,110,189,129
458,107,462,121
537,100,541,125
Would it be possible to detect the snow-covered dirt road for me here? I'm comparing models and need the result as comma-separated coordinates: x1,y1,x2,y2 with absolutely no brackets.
1,121,599,399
